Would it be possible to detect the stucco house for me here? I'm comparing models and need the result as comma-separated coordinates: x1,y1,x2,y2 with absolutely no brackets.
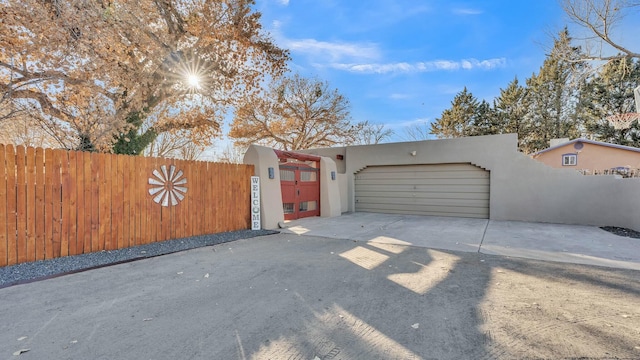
244,134,640,233
532,138,640,175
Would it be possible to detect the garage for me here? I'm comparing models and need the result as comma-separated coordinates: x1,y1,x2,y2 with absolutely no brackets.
354,163,489,218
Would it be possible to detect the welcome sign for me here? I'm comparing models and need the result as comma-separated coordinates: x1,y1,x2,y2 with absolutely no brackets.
251,176,260,230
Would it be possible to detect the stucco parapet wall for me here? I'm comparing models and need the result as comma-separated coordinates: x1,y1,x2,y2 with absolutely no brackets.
297,146,347,173
300,134,519,174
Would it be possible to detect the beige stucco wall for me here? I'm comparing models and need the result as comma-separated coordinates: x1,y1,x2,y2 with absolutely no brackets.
243,145,284,230
319,157,341,217
533,142,640,170
302,134,640,232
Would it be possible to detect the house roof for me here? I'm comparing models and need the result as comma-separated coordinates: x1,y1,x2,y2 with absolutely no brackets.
533,138,640,156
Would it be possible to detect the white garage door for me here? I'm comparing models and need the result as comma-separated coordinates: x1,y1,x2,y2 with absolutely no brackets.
355,163,489,218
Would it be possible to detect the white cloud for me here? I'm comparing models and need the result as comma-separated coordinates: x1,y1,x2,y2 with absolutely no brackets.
452,8,483,15
284,38,380,62
330,58,506,74
389,93,411,100
278,0,290,5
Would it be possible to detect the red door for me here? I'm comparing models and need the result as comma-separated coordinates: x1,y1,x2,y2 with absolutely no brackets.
280,162,320,220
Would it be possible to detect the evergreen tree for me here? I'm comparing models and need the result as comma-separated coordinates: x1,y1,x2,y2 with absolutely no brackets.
493,77,529,150
468,100,500,136
522,28,587,153
431,87,479,138
580,57,640,147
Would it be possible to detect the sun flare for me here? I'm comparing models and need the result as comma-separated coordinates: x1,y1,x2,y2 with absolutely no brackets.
187,73,201,88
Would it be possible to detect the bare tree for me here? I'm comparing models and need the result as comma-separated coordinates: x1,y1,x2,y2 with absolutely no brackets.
0,111,58,148
144,131,205,161
402,121,432,141
217,143,246,163
350,120,394,145
562,0,640,62
229,74,357,150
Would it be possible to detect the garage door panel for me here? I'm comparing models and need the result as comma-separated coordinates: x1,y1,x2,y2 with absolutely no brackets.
356,196,489,207
354,163,489,218
355,184,489,194
355,170,489,180
356,203,489,217
359,164,484,173
361,208,489,219
356,178,489,186
355,191,490,200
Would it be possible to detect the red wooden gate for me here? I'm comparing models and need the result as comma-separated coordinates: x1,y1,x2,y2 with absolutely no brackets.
279,162,320,220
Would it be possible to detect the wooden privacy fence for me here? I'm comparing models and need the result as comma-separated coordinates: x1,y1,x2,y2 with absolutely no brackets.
0,144,254,267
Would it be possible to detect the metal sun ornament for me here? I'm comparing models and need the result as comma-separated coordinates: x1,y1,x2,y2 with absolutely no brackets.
148,165,187,206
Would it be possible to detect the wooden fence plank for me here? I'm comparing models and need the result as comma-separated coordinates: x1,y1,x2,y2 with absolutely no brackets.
160,161,169,242
115,155,125,250
191,162,204,235
210,165,219,233
197,161,204,235
75,151,85,255
91,154,108,251
128,155,135,247
169,160,176,241
121,155,131,248
140,156,147,244
133,156,142,246
111,155,119,249
89,153,100,252
187,160,193,237
128,155,136,247
67,151,78,256
100,155,113,250
44,148,54,259
222,163,229,231
172,160,181,240
143,155,151,244
5,145,17,265
25,147,36,262
215,163,222,232
15,146,27,264
34,148,45,261
182,160,190,237
60,151,71,256
145,156,153,244
51,150,63,258
0,145,7,266
142,157,150,244
201,162,208,235
152,158,161,243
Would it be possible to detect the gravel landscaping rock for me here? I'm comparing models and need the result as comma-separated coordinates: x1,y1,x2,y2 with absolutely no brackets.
0,229,277,288
601,226,640,239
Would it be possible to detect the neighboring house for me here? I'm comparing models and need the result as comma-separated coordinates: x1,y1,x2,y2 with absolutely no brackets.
532,138,640,175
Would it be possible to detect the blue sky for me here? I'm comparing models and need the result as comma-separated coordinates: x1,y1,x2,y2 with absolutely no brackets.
250,0,567,142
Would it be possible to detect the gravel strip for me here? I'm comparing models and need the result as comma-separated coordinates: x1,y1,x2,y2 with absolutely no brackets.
0,229,278,288
600,226,640,239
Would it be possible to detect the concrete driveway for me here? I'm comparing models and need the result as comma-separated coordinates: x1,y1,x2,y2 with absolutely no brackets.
2,232,640,360
281,212,640,270
2,213,640,359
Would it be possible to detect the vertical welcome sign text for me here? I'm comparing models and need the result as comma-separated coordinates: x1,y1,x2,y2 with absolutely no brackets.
251,176,261,230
